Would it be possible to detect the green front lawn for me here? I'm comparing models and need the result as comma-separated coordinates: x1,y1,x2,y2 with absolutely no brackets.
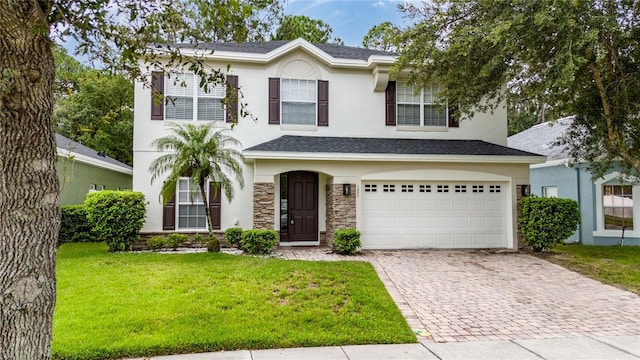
539,244,640,294
53,243,415,360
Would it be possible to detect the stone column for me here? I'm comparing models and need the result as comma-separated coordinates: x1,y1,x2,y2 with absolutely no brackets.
253,182,275,230
326,184,356,248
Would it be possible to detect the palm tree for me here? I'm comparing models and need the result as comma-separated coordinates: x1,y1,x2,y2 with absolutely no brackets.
149,123,244,234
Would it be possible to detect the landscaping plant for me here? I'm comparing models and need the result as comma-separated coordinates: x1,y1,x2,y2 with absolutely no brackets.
333,228,362,255
207,237,221,253
518,195,581,252
224,227,243,248
241,229,278,255
58,205,95,245
84,191,146,252
166,233,188,250
147,236,166,251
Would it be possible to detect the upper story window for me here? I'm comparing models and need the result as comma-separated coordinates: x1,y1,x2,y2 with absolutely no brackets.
397,82,447,127
385,81,458,128
165,73,226,122
281,79,316,125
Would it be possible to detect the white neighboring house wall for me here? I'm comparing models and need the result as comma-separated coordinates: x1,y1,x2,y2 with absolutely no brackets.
133,39,512,234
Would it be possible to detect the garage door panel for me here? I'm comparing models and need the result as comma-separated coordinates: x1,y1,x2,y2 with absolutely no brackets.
362,181,508,249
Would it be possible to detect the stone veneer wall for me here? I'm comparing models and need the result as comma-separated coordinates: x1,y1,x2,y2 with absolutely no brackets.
253,182,275,230
325,184,356,248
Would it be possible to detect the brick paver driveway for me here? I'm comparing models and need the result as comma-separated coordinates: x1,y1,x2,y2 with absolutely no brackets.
280,248,640,343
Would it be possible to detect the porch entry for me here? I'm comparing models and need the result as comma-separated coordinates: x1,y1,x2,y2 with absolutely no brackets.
280,171,318,243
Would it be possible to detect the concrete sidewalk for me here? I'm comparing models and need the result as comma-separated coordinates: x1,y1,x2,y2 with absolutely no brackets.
136,335,640,360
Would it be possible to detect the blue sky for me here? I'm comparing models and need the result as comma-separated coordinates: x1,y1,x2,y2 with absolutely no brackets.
284,0,407,47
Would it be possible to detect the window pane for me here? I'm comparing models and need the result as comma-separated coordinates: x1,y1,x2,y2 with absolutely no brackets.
397,104,420,126
165,73,194,97
198,98,224,121
604,185,633,230
397,83,420,103
282,79,316,101
197,82,225,97
424,105,447,126
165,97,193,120
282,102,316,125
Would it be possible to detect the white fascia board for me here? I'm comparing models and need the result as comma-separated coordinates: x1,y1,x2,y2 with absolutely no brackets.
243,151,545,164
155,40,397,70
57,148,133,175
529,158,585,169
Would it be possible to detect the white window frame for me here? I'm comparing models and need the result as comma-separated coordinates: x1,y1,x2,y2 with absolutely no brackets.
164,73,226,122
542,186,558,198
397,82,448,129
594,172,640,237
176,177,209,230
280,78,317,126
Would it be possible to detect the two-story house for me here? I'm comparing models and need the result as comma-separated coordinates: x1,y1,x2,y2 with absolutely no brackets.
133,38,543,250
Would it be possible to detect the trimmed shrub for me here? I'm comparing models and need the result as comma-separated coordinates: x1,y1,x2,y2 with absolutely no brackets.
519,195,581,252
333,228,362,255
224,227,243,248
147,236,166,251
59,205,95,245
241,229,278,255
207,237,221,253
193,233,208,245
84,191,146,252
166,233,188,250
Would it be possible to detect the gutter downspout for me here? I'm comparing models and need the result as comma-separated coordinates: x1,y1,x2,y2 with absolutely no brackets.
576,164,582,244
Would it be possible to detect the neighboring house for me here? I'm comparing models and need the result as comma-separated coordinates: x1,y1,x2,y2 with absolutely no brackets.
133,38,543,249
508,116,639,246
57,134,133,205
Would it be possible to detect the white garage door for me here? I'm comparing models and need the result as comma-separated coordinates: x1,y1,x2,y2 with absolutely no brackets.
361,181,508,249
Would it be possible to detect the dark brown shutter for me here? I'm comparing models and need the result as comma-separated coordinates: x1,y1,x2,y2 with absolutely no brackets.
317,80,329,126
162,195,175,230
151,71,164,120
226,75,239,123
209,183,221,230
448,104,459,127
385,81,396,126
268,77,280,125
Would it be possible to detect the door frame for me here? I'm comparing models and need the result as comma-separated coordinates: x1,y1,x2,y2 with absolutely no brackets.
279,171,320,246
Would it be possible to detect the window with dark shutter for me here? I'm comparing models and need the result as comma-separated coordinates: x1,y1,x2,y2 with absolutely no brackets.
317,80,329,126
226,75,239,123
268,77,280,125
209,183,221,230
448,104,459,127
162,195,176,230
151,71,164,120
385,81,396,126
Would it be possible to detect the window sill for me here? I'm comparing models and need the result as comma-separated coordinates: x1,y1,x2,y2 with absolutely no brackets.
593,230,638,238
280,124,318,131
396,126,448,132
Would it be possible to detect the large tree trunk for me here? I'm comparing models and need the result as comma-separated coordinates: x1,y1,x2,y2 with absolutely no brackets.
0,3,59,360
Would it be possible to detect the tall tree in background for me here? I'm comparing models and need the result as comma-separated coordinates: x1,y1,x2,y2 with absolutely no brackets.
395,0,639,177
362,21,401,52
52,45,87,99
272,15,343,44
0,1,277,358
55,71,134,165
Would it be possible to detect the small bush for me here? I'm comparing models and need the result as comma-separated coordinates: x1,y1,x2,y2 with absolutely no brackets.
207,238,221,253
224,227,243,248
333,228,362,255
147,236,166,251
193,233,207,244
59,205,95,245
241,229,278,255
166,233,188,250
84,191,146,252
519,195,581,252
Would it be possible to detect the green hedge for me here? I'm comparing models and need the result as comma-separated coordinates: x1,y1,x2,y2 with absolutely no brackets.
224,227,243,248
518,195,581,252
59,205,95,244
333,228,362,255
241,229,278,255
84,191,146,252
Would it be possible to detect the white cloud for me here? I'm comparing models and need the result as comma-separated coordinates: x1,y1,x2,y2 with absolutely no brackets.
372,0,385,7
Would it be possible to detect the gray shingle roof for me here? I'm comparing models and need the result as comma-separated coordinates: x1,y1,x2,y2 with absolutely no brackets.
246,136,542,157
56,134,132,171
507,116,573,160
172,40,396,60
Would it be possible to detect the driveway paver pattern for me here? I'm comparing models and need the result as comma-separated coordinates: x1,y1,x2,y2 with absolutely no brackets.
279,248,640,343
